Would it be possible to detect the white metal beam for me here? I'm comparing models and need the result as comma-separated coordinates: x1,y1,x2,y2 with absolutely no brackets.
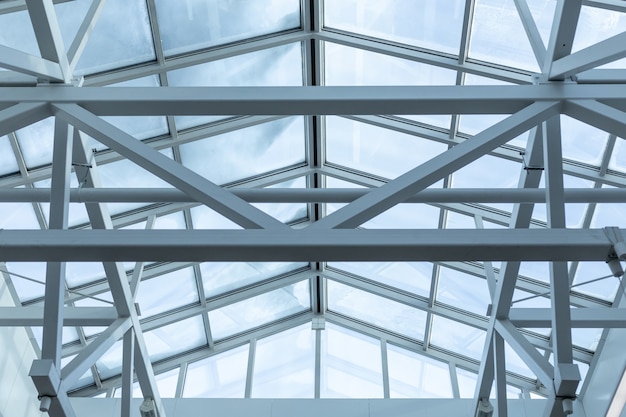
550,31,626,79
67,0,106,73
2,85,626,114
0,228,617,261
55,103,286,230
310,101,559,229
564,99,626,137
5,187,626,204
513,0,546,68
543,0,583,77
24,0,70,81
0,45,65,81
0,307,117,326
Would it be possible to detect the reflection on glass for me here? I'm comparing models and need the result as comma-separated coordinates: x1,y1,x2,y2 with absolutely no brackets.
328,280,427,340
209,281,310,340
156,0,301,56
429,316,486,360
136,267,199,318
327,261,432,297
0,136,19,176
144,316,207,362
183,344,249,397
436,266,491,316
15,117,54,169
324,42,457,87
573,6,626,69
202,262,308,298
321,323,383,398
180,117,305,185
168,43,302,130
325,116,447,180
469,0,540,72
324,0,465,55
73,0,155,75
387,344,453,398
252,323,315,398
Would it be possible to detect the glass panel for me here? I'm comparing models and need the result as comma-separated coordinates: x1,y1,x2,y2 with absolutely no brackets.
135,267,199,318
156,368,180,398
321,323,383,398
609,138,626,173
0,136,18,176
183,344,249,398
325,116,448,180
253,177,308,224
469,0,540,72
65,262,106,288
74,0,156,75
526,0,556,45
144,316,207,362
61,354,93,390
327,262,432,297
387,344,453,398
97,339,124,379
361,204,442,229
179,117,305,185
168,43,302,130
191,205,241,230
35,177,90,228
573,6,626,69
55,0,91,51
252,323,315,398
153,211,187,230
591,192,626,228
519,262,550,284
209,281,310,340
429,316,486,360
504,339,535,379
561,116,608,165
0,9,39,56
4,262,47,302
456,367,478,398
324,0,465,55
201,262,308,298
15,117,54,169
458,75,512,137
324,42,457,87
572,262,620,301
156,0,301,56
31,326,80,350
98,76,168,148
571,327,603,352
74,292,114,338
436,266,491,316
327,280,427,340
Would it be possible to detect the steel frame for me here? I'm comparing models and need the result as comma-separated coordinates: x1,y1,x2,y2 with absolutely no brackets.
1,1,625,417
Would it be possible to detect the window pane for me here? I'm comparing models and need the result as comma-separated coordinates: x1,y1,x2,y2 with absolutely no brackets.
156,0,301,56
183,344,249,398
209,281,310,340
324,0,465,55
252,324,315,398
321,323,383,398
387,344,453,398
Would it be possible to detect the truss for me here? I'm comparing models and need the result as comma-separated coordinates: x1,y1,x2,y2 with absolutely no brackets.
1,1,626,417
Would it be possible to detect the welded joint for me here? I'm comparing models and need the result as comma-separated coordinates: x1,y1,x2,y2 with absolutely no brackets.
29,359,61,410
554,363,581,398
475,398,494,417
606,227,626,261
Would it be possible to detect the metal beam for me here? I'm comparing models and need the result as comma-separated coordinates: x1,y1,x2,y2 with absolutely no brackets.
513,0,546,68
564,99,626,138
510,308,626,328
55,103,286,230
2,85,626,114
67,0,106,73
0,45,64,81
0,307,117,326
310,101,560,229
25,0,70,81
0,102,50,137
0,228,617,261
543,0,583,77
550,32,626,79
5,187,626,204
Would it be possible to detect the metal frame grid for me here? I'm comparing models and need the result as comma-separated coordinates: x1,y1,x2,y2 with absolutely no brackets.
1,0,626,416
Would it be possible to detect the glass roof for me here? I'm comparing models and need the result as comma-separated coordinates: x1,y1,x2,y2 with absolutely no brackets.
1,0,625,408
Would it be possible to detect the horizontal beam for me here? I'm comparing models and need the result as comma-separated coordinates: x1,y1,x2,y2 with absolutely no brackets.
0,307,117,326
510,308,626,328
0,228,616,261
1,85,626,115
4,187,626,204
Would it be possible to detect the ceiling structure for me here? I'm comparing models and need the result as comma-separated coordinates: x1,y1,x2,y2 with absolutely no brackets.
1,0,626,416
